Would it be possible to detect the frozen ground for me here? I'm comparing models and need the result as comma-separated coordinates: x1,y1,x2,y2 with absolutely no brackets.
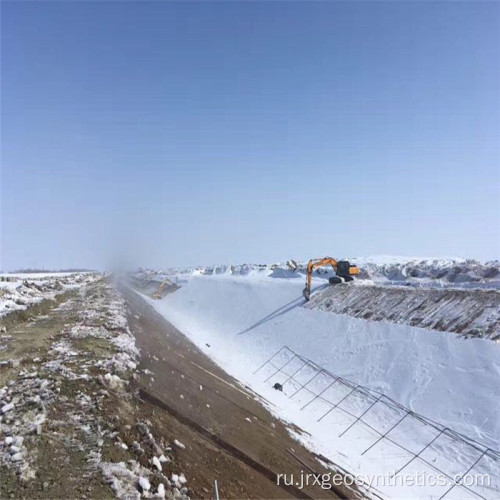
133,263,500,499
0,278,189,499
0,272,98,317
306,283,499,340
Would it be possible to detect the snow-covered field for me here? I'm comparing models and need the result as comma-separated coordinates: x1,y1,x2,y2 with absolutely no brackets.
133,260,500,499
0,272,98,317
137,256,500,290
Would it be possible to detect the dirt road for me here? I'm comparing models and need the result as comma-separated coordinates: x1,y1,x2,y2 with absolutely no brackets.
121,283,365,499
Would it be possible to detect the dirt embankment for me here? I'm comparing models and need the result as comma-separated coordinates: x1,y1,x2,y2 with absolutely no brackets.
0,278,193,500
306,284,500,340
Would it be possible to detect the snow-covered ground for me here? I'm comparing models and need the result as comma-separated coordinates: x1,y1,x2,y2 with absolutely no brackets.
137,256,500,290
353,256,499,289
0,272,98,317
0,272,84,279
0,277,188,499
133,263,500,499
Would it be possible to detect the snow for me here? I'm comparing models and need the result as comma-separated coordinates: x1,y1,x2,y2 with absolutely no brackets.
152,455,162,471
156,483,166,498
102,373,126,391
1,402,14,414
0,272,100,317
100,461,145,499
140,271,500,499
136,256,499,290
10,453,23,462
138,476,151,491
0,272,83,279
351,255,466,266
173,440,185,450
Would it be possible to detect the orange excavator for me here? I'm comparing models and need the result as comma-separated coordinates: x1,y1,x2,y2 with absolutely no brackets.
302,257,360,301
152,280,171,299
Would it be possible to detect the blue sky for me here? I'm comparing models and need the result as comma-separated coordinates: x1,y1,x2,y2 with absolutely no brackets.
1,1,499,270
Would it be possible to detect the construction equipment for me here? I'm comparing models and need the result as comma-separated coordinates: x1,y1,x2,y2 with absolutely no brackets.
302,257,360,301
152,280,171,299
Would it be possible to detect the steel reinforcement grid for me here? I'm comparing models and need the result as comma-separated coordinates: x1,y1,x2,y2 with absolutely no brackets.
254,346,499,500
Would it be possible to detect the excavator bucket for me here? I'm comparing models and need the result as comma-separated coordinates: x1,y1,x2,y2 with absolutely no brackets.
302,286,310,301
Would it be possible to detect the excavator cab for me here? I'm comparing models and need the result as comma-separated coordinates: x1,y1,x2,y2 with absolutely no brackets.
336,260,351,278
328,260,355,283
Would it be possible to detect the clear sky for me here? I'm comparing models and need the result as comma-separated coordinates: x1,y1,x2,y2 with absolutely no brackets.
1,1,499,270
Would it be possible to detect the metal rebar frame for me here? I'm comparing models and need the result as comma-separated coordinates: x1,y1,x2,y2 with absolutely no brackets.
254,345,499,500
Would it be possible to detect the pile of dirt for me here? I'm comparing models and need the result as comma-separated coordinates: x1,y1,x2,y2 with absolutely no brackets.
306,283,500,340
356,259,500,287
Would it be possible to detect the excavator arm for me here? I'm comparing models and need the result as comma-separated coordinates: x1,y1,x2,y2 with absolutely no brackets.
304,258,338,301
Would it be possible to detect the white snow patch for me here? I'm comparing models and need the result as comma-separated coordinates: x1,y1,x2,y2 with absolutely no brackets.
173,440,185,450
156,483,166,498
138,476,150,492
1,402,14,414
151,455,162,471
102,373,126,391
